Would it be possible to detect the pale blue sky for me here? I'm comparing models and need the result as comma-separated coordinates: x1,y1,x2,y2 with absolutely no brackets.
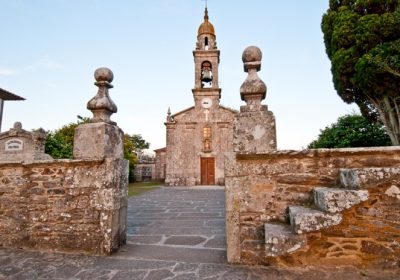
0,0,357,151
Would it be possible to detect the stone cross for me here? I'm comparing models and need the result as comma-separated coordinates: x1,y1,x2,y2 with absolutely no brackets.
204,109,209,122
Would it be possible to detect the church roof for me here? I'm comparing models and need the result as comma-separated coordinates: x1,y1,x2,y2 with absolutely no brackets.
170,104,237,119
219,104,239,114
171,106,195,118
198,8,215,36
154,147,166,153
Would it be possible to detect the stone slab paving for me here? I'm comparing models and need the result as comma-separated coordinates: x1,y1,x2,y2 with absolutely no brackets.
126,186,227,252
1,186,399,279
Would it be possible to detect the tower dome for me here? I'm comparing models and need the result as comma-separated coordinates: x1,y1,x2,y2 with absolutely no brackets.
198,8,215,36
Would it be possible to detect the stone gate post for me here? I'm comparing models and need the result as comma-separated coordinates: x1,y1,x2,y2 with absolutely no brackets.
73,67,128,253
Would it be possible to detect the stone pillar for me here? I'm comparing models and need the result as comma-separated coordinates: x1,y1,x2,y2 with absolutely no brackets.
73,67,123,160
233,46,277,153
227,46,278,264
73,67,128,253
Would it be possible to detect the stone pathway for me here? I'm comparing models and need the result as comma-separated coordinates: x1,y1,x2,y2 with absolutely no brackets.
1,186,399,279
124,186,226,264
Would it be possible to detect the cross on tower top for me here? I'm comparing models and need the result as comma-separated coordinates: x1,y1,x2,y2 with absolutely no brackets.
202,0,208,8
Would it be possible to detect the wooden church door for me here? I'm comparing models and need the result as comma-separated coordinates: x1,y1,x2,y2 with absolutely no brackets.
201,157,215,185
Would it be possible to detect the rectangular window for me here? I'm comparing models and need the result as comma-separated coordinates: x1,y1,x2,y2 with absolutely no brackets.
203,127,212,152
203,127,211,138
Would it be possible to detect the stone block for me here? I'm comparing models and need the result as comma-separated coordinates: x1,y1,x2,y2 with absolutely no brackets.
339,169,360,189
340,168,400,189
314,187,369,213
264,223,306,257
226,211,241,264
73,122,123,159
233,110,276,154
385,185,400,199
288,206,342,234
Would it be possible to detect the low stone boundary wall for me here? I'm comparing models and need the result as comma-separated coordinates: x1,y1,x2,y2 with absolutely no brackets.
225,147,400,267
0,158,128,255
0,67,129,255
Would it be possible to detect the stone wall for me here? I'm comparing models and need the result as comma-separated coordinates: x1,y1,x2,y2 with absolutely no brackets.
134,162,156,182
0,67,129,255
165,105,236,186
0,157,128,255
154,147,166,181
225,147,400,267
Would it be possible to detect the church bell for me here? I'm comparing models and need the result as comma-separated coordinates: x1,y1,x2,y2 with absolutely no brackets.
201,70,213,83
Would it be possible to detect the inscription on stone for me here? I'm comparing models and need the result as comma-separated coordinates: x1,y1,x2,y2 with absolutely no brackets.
5,139,23,151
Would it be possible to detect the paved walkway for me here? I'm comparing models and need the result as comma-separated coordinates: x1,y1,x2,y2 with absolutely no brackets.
124,186,226,264
1,187,399,279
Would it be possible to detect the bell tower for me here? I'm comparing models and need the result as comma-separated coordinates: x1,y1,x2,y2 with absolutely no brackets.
192,7,221,109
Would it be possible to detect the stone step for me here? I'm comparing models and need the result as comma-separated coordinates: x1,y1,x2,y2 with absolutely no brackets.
340,168,400,189
288,206,342,234
126,234,227,250
313,187,369,213
113,244,227,264
264,223,306,257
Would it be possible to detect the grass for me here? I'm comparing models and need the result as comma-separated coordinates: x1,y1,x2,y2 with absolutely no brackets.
128,181,163,197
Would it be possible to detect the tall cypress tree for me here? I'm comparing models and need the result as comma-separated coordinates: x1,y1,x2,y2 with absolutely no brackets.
322,0,400,145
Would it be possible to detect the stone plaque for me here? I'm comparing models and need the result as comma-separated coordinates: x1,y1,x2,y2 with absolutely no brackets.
5,139,23,151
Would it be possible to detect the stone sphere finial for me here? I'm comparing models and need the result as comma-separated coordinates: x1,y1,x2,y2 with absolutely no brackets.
240,46,267,105
87,67,117,124
94,67,114,88
13,122,22,130
242,46,262,72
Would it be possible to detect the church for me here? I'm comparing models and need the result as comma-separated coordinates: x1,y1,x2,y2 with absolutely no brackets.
160,8,237,186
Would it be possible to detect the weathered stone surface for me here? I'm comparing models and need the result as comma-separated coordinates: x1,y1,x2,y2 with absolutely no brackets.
289,206,342,234
0,122,52,163
264,223,306,257
154,147,166,181
233,110,276,154
4,244,398,280
340,167,400,189
226,211,241,264
164,104,236,186
0,158,128,255
385,185,400,199
164,236,206,246
73,122,124,160
225,146,400,266
340,169,360,189
233,46,276,154
163,13,236,187
87,67,117,124
0,67,128,256
314,187,369,213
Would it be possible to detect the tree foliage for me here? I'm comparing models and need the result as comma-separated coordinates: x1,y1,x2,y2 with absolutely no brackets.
45,116,89,159
127,134,150,154
308,114,391,149
322,0,400,145
45,117,150,182
123,134,150,181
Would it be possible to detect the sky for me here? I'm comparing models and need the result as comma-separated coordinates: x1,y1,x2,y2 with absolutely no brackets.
0,0,358,152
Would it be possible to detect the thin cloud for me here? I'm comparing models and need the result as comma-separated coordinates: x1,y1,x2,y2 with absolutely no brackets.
26,57,64,71
0,68,17,76
44,60,63,70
